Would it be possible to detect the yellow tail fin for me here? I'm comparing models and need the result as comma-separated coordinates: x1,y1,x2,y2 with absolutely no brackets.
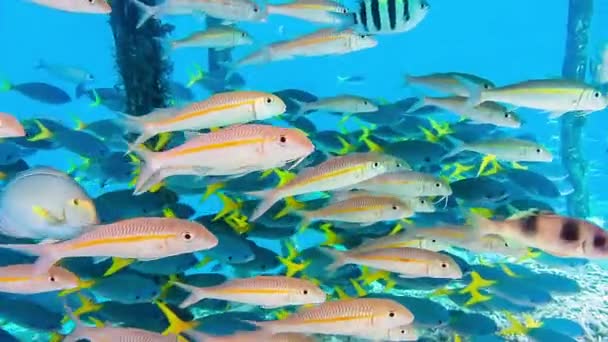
499,312,529,336
349,278,367,297
319,223,343,246
28,120,53,142
213,193,241,221
154,132,172,151
103,257,136,277
274,196,305,220
477,155,501,176
61,294,103,324
459,271,496,295
156,300,199,337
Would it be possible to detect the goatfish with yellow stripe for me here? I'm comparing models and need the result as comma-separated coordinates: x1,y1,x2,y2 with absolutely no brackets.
173,275,327,308
0,217,218,275
118,91,286,145
183,330,315,342
321,246,462,279
247,152,406,221
170,26,254,50
0,264,81,294
248,298,414,336
129,124,315,195
268,0,350,24
341,170,452,198
466,78,608,118
296,194,414,227
236,28,377,68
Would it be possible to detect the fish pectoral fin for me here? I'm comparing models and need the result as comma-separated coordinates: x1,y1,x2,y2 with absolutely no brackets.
396,273,418,279
548,111,568,119
32,206,64,225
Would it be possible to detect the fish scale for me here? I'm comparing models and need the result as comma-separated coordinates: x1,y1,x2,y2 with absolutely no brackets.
299,195,412,224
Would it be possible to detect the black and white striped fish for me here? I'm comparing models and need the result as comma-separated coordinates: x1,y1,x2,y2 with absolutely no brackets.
351,0,430,34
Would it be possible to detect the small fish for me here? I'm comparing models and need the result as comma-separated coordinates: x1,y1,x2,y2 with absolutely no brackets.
236,29,377,67
322,247,463,279
467,79,608,118
28,0,111,13
248,152,406,221
470,212,608,258
35,60,94,96
295,95,378,115
0,264,79,294
421,96,521,128
130,124,314,195
444,138,553,162
170,26,254,50
268,0,349,24
0,217,218,274
1,81,71,105
119,91,286,145
174,275,326,308
0,167,98,240
132,0,267,29
0,113,25,138
405,72,494,97
351,0,430,34
250,298,414,336
298,195,413,226
345,170,452,198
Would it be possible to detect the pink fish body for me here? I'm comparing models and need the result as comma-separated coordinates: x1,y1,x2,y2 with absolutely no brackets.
0,264,79,294
0,113,25,138
131,124,314,195
29,0,111,13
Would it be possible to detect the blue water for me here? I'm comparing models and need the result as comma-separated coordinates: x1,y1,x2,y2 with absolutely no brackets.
1,0,608,341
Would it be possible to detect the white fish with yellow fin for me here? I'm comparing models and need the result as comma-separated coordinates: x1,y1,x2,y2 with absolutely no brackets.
0,167,98,240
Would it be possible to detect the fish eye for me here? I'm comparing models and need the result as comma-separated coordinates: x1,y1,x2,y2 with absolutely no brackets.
88,0,96,3
372,162,380,168
420,3,427,8
419,199,425,204
72,199,80,206
388,312,395,318
341,8,348,13
363,101,369,105
483,83,491,89
441,263,447,268
359,34,367,39
279,135,287,143
266,97,273,104
536,148,541,153
49,276,56,282
392,205,398,210
303,289,309,295
504,242,509,247
435,183,441,187
504,113,510,118
253,6,259,12
594,91,601,98
182,232,192,240
241,32,246,37
431,239,437,243
395,162,402,167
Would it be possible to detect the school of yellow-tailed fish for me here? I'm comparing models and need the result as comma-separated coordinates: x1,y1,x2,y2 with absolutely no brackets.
1,0,608,341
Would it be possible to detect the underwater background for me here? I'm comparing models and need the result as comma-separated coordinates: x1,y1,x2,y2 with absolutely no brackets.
0,0,608,341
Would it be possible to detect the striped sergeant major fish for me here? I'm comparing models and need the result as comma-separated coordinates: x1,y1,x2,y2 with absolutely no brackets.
352,0,430,34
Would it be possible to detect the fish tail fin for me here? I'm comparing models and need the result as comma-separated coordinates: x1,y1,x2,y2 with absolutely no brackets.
115,112,152,145
131,0,163,29
275,196,306,220
103,257,136,276
248,190,280,221
212,193,241,222
291,99,309,118
319,223,343,246
278,256,311,277
128,143,161,195
336,135,354,155
319,247,347,272
0,79,10,92
28,119,54,142
349,278,368,297
172,282,206,308
0,244,55,274
155,300,199,336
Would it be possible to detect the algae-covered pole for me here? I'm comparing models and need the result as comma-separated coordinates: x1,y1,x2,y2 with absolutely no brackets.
109,0,174,116
560,0,593,218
